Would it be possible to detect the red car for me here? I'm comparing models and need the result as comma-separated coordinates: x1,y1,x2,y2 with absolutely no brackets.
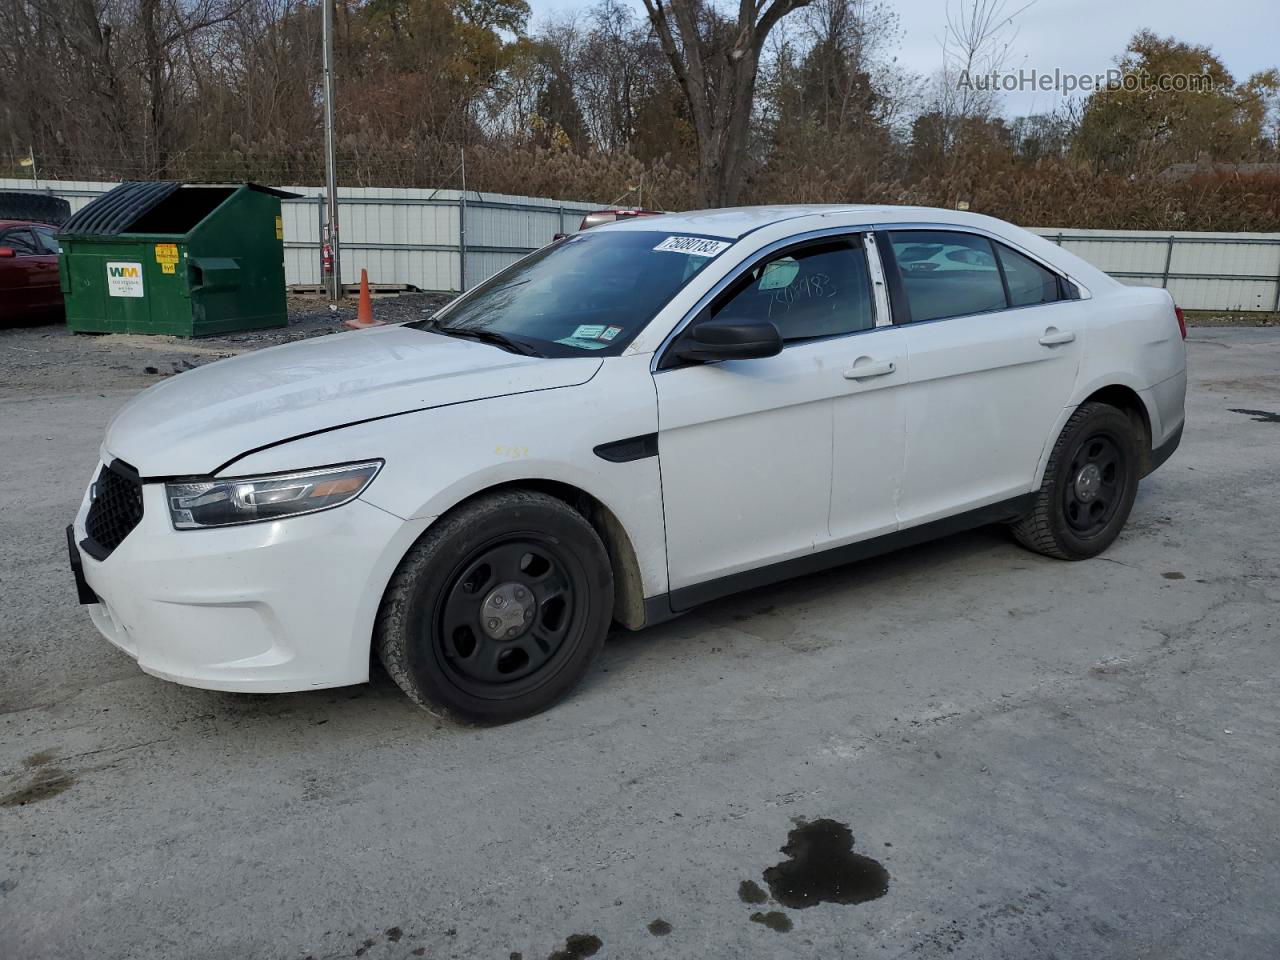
579,208,662,230
0,219,63,323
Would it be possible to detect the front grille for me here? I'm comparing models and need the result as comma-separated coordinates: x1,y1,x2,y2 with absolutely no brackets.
84,461,144,558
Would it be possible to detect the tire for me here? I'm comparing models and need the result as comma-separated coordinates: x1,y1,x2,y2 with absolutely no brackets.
1011,401,1141,560
375,490,614,723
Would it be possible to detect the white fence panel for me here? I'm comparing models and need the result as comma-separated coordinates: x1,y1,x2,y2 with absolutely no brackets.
1035,227,1280,312
463,199,598,287
5,178,1277,309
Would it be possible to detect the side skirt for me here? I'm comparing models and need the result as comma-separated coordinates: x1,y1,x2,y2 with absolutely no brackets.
641,493,1037,625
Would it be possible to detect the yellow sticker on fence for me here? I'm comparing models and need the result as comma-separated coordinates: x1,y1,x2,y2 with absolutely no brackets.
275,215,283,240
154,243,179,275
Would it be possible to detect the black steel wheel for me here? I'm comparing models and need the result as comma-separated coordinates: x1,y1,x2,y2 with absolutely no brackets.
1012,401,1142,560
376,490,614,722
1062,432,1126,539
436,538,584,697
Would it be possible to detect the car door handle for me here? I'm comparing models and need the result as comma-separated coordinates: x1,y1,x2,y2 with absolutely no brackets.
1039,329,1076,346
843,359,896,380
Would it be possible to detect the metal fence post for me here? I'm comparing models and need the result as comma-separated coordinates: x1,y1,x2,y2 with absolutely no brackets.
1273,239,1280,312
1161,235,1175,288
316,195,325,287
458,192,467,293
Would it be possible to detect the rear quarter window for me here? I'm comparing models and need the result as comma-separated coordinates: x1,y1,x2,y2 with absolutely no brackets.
996,243,1063,307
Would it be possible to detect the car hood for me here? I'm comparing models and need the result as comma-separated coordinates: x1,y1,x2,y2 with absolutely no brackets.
103,325,603,476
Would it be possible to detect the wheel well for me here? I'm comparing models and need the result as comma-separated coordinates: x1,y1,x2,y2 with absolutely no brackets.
437,479,648,631
1082,385,1152,474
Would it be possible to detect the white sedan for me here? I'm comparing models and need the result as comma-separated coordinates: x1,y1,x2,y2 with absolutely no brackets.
69,206,1187,722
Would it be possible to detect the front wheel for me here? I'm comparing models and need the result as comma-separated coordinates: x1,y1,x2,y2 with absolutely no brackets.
1011,401,1141,560
376,490,614,722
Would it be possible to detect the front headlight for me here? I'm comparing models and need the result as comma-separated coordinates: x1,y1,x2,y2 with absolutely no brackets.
166,461,382,529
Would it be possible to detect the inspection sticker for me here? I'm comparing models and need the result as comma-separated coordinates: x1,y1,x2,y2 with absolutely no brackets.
106,262,145,298
653,236,731,257
555,324,612,350
154,243,179,275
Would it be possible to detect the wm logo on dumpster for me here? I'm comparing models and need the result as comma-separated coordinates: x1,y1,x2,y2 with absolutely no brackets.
106,261,145,298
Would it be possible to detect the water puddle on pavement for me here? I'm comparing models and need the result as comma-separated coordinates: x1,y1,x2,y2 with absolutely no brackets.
736,818,890,935
750,910,794,932
761,818,890,909
2,751,76,807
0,768,76,807
546,933,602,960
1229,407,1280,423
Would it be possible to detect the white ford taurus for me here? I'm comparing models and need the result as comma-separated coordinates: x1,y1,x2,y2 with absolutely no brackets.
69,205,1187,721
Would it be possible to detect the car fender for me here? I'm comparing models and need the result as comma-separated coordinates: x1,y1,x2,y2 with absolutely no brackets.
223,353,669,601
1032,370,1166,488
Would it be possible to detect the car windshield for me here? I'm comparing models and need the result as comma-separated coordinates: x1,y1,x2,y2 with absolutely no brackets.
409,230,732,357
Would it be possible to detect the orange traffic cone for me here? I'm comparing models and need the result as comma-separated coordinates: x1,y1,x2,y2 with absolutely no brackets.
344,269,382,329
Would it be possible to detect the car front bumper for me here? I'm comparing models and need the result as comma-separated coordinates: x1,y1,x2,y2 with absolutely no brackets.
71,476,432,693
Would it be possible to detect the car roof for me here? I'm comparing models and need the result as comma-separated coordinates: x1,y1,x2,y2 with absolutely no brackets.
596,204,1018,240
598,203,1118,294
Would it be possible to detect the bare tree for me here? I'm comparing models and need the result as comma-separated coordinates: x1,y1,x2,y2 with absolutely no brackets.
641,0,812,207
576,0,668,154
935,0,1034,127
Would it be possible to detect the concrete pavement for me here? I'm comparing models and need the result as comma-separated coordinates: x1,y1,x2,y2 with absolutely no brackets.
2,327,1277,960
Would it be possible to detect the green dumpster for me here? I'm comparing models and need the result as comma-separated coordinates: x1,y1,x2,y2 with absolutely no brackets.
58,181,299,336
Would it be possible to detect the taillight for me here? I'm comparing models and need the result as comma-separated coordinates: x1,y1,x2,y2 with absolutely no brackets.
1174,305,1187,340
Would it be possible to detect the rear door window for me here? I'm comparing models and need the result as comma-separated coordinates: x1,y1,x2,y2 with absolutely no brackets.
884,230,1008,323
32,226,60,255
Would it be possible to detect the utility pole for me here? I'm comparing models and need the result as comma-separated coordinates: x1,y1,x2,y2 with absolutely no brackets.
321,0,342,300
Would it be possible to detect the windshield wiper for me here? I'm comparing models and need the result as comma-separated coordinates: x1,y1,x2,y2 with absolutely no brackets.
432,325,542,357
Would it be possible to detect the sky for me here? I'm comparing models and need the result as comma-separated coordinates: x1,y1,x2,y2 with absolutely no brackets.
524,0,1277,118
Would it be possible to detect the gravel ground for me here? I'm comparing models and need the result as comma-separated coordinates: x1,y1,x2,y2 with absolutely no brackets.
1,322,1279,960
1184,310,1280,327
1,292,449,397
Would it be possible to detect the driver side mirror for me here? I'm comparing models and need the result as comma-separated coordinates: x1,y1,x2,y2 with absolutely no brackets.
0,247,15,258
673,319,783,363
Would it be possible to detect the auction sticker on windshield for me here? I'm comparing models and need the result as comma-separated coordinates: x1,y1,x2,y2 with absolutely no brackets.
653,236,731,257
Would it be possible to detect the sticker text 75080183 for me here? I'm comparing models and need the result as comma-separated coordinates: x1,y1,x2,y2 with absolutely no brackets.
653,236,731,258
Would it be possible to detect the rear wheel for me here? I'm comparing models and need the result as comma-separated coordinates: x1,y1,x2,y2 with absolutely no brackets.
376,490,614,722
1011,402,1141,560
